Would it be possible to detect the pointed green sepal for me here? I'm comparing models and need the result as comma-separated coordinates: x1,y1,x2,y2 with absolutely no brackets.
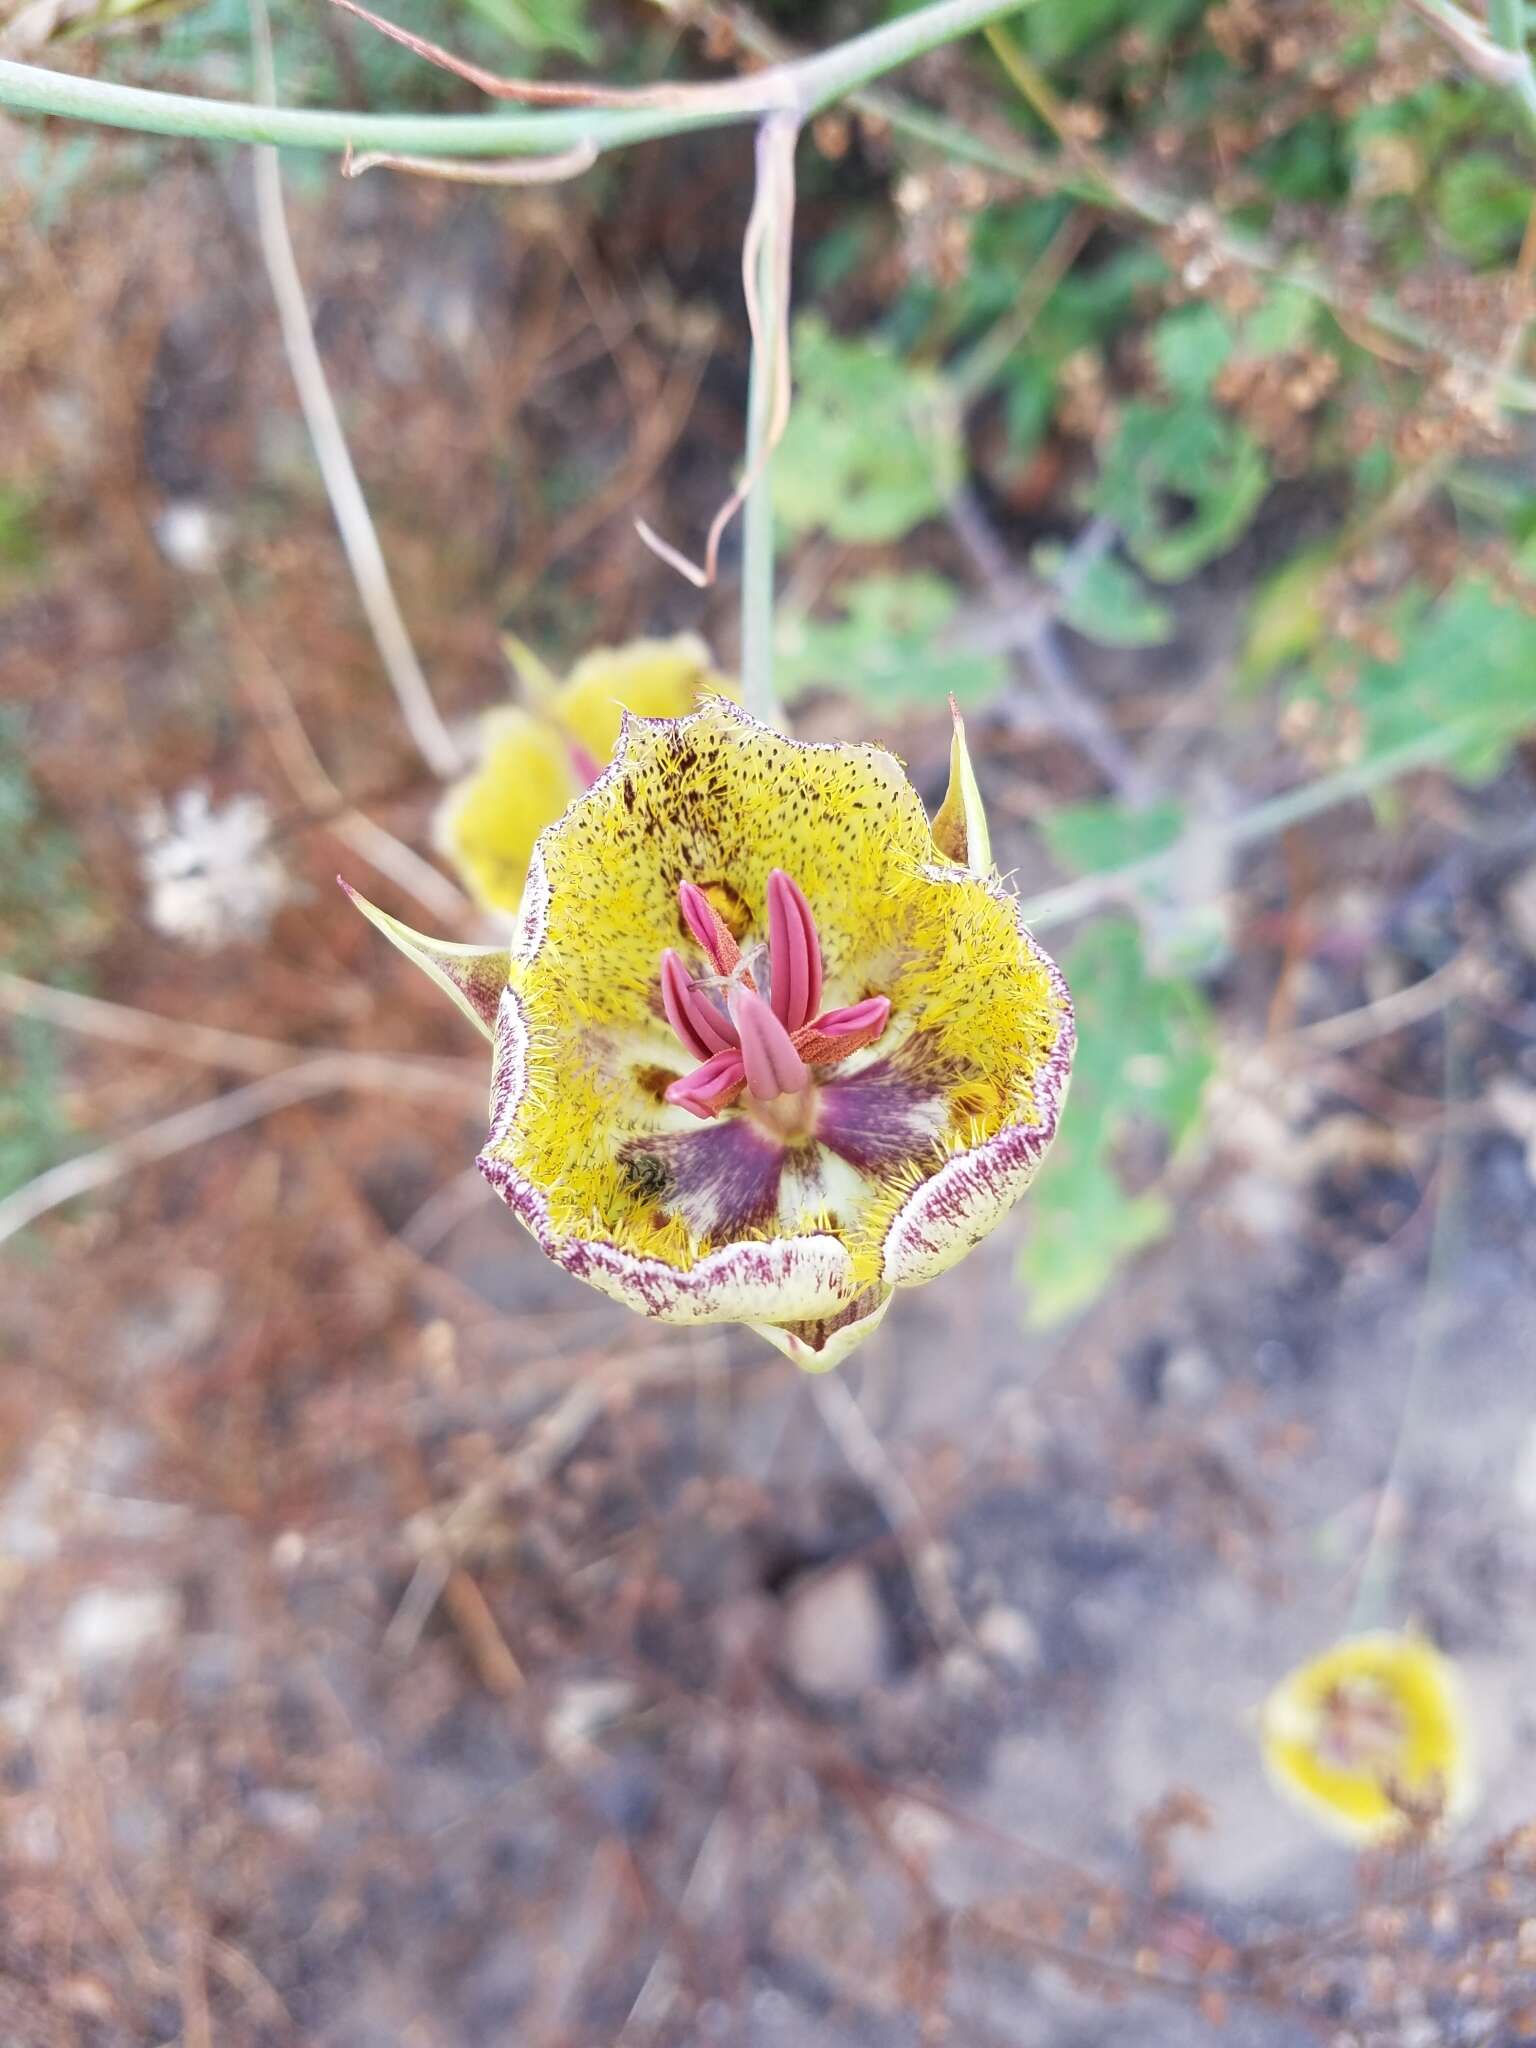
930,695,993,877
500,631,562,709
340,880,509,1040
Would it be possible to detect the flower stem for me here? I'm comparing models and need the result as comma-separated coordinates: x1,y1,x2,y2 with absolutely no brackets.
739,115,797,731
0,0,1032,156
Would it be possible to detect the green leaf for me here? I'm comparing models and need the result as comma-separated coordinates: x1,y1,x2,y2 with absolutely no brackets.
1003,358,1057,455
1018,919,1214,1326
1032,542,1174,648
1434,151,1529,266
0,486,44,587
774,573,1005,707
1151,304,1233,399
1299,577,1536,783
774,317,961,544
1090,400,1269,582
1039,799,1185,875
1238,283,1318,359
1239,546,1331,688
0,1017,74,1207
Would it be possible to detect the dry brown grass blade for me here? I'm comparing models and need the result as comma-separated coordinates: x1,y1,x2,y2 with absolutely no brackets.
330,0,771,112
341,138,599,183
0,1053,479,1250
634,113,798,590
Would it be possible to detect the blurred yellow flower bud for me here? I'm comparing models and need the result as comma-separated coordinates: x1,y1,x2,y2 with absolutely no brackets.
436,634,733,914
1260,1631,1474,1844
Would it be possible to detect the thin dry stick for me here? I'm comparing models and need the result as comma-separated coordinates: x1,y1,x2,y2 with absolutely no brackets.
1276,950,1478,1058
0,971,478,1088
220,584,472,929
249,0,462,782
948,487,1149,802
808,1372,976,1654
0,1055,458,1249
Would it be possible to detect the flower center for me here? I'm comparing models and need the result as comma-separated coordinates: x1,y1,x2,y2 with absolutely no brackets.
658,870,891,1126
1315,1678,1408,1775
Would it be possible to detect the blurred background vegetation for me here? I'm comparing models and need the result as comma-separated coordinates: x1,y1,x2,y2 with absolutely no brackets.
5,0,1536,2040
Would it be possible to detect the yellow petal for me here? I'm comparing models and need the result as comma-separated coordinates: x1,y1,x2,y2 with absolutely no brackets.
554,634,734,767
1260,1631,1474,1843
930,696,993,876
435,707,581,916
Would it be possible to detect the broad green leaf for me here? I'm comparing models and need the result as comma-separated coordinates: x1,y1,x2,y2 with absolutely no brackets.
1090,400,1269,582
1238,284,1318,359
1293,576,1536,783
1032,542,1174,648
1151,304,1233,399
1040,799,1185,875
1004,358,1057,455
0,487,44,587
1434,151,1529,266
1018,919,1214,1326
775,573,1004,706
1239,547,1331,688
774,317,960,543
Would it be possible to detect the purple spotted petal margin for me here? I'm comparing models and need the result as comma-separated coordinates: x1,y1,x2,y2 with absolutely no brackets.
880,939,1075,1288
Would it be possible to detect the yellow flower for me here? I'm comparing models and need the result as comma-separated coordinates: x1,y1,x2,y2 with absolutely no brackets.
1260,1631,1474,1843
349,698,1073,1371
436,634,732,913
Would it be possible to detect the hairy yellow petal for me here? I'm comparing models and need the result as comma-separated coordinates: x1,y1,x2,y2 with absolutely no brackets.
436,707,580,916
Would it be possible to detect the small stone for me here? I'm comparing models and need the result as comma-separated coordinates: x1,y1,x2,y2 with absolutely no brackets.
152,501,225,573
1512,1422,1536,1522
1163,1346,1220,1405
1503,863,1536,960
781,1562,890,1701
544,1679,638,1759
246,1789,321,1839
939,1646,989,1698
58,1586,179,1670
974,1603,1041,1670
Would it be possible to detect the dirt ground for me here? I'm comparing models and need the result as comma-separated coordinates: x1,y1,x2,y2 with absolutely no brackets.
5,85,1536,2048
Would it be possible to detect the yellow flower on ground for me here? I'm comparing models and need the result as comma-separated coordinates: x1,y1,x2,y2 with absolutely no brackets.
436,634,732,914
1260,1631,1474,1844
350,697,1073,1371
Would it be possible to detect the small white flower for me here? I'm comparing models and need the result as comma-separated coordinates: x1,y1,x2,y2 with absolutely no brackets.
139,788,293,949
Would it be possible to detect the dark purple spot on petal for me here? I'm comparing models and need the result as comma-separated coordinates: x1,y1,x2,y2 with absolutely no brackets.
622,1118,785,1239
815,1058,948,1177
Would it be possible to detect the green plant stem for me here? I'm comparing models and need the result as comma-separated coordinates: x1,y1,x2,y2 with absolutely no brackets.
1408,0,1536,136
738,116,796,730
0,0,1030,155
1490,0,1526,47
1017,720,1503,934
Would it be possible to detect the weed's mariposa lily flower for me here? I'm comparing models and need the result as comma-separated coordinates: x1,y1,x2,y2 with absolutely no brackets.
436,634,733,913
350,698,1073,1371
1260,1632,1474,1843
